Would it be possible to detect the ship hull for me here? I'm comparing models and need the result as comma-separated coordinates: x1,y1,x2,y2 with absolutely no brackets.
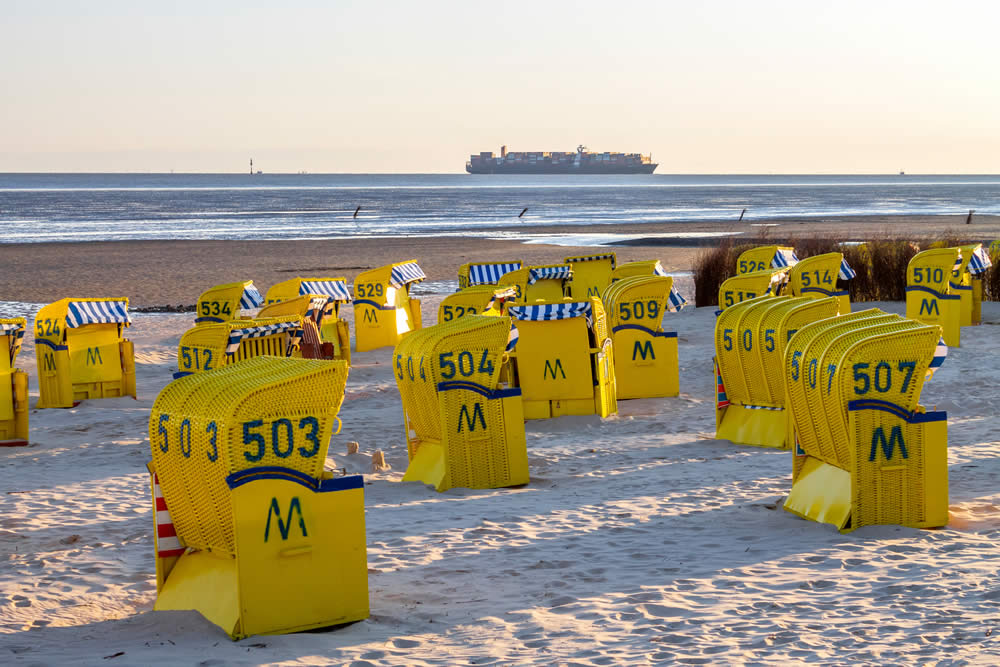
466,163,657,175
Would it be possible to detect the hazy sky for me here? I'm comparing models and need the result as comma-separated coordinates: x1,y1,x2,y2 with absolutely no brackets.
2,1,998,173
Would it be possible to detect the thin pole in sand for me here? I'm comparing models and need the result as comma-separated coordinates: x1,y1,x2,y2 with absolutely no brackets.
738,208,747,222
519,207,528,218
966,209,975,225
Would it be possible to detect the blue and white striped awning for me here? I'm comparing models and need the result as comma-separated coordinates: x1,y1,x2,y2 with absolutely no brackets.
226,321,302,355
305,296,333,323
764,271,789,295
565,253,617,269
653,261,668,277
389,262,426,288
507,324,520,351
65,300,131,329
240,284,264,310
968,246,992,275
838,258,857,281
509,302,592,324
926,337,947,378
468,262,522,286
772,249,800,268
487,286,519,311
668,285,687,312
1,321,25,363
299,279,352,302
527,266,572,285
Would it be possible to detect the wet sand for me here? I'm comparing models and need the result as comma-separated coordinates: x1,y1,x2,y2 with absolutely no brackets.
0,214,996,306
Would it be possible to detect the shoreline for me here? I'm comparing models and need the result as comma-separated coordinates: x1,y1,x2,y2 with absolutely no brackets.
1,213,997,307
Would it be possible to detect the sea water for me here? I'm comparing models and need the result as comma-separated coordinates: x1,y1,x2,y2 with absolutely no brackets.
0,173,998,245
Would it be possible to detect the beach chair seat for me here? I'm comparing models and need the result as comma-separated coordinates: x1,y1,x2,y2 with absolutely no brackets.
393,315,527,492
905,248,961,346
787,252,855,313
458,261,522,289
353,260,425,351
175,316,304,378
497,264,573,305
609,259,670,282
717,268,788,312
438,286,496,324
0,319,29,446
148,356,367,639
34,298,136,409
783,314,948,532
507,298,616,419
602,275,686,399
714,296,839,448
264,277,353,363
565,252,616,300
736,245,798,274
195,281,264,325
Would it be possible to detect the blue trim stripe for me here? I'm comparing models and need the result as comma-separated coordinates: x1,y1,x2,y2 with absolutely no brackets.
847,399,948,424
948,282,973,291
195,316,225,323
905,285,961,300
611,324,677,338
436,380,522,399
35,338,68,351
226,466,365,492
172,371,194,380
801,287,849,297
354,298,397,311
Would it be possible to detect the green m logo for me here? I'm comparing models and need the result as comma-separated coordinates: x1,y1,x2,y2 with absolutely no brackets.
264,497,308,542
543,359,566,379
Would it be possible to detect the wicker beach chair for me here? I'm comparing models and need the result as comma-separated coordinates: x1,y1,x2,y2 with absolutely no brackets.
786,252,856,313
175,316,304,378
905,248,962,346
497,264,573,305
458,261,522,289
564,252,616,300
735,245,798,274
195,281,264,325
0,319,28,445
353,260,425,352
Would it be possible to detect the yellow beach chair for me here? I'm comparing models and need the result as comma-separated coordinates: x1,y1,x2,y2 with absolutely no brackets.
787,252,855,313
175,316,304,378
0,319,29,446
34,298,136,409
602,276,686,399
564,252,617,300
393,315,527,492
196,281,264,325
437,286,496,324
260,281,352,364
717,268,788,312
610,260,670,283
905,248,961,346
714,296,839,448
783,314,949,532
458,261,523,289
952,244,991,327
353,260,425,352
736,245,798,274
148,356,367,639
497,264,573,305
507,298,616,419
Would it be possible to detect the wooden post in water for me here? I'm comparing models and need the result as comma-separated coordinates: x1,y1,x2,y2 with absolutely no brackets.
738,208,747,222
519,207,528,218
354,206,362,219
966,209,975,225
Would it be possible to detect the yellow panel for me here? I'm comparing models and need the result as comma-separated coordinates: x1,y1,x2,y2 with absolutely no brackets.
736,246,783,274
565,253,616,300
197,281,256,325
514,318,592,401
717,269,786,312
784,457,852,530
354,261,423,351
154,550,240,637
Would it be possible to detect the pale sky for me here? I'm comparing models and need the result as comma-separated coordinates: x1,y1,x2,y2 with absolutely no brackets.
1,1,998,173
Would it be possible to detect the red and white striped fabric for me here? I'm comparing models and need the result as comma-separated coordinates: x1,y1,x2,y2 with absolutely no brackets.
153,473,185,558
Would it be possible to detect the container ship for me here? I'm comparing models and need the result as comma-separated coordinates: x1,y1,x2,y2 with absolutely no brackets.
466,145,657,174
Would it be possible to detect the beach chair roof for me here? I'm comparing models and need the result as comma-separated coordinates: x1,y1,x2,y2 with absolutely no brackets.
65,299,131,328
225,319,302,355
667,284,688,311
527,266,573,285
565,252,617,269
509,301,592,324
0,319,25,364
239,283,264,309
967,246,992,275
298,279,352,302
838,257,857,280
468,262,522,286
772,248,799,268
389,262,426,288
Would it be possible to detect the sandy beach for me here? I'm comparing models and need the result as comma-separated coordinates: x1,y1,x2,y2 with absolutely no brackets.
2,215,1000,664
0,214,998,306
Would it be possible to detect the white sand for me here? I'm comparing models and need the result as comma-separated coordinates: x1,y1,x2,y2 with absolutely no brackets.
3,284,1000,665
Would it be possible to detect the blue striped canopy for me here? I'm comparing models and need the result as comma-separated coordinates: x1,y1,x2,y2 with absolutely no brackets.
389,262,426,288
239,284,264,309
668,285,687,311
509,302,592,323
468,262,522,286
527,266,572,285
653,261,668,277
506,324,520,351
1,321,25,363
299,279,352,302
927,337,947,378
838,258,857,281
225,320,302,355
304,296,333,323
487,286,519,311
772,249,800,268
967,246,992,275
565,253,617,269
65,300,131,328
